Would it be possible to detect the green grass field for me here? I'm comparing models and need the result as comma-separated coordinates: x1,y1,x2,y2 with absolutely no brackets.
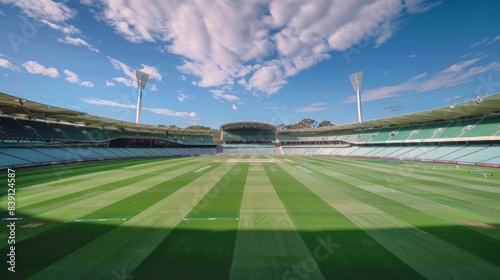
1,156,500,279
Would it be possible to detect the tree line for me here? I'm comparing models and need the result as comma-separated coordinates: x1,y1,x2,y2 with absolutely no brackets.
157,118,333,131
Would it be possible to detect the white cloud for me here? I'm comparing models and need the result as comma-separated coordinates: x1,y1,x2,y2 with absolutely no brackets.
486,35,500,46
445,95,463,102
344,57,500,103
150,85,158,92
0,0,80,35
231,104,238,110
81,98,135,109
22,60,59,78
139,64,162,81
91,0,439,95
105,80,115,87
64,69,79,83
64,69,94,87
0,0,75,22
80,81,94,88
211,89,241,102
409,53,417,58
57,36,99,53
108,56,162,88
470,35,500,48
144,108,198,119
0,58,20,72
177,92,194,103
82,97,198,119
177,93,187,102
404,0,442,14
113,76,134,87
294,102,329,113
40,19,79,34
470,38,488,48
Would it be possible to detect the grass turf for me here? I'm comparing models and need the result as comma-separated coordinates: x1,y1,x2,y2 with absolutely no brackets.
0,156,499,279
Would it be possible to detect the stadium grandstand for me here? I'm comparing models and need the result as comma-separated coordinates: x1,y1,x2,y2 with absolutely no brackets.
0,92,216,168
1,92,500,168
278,94,500,168
219,121,279,155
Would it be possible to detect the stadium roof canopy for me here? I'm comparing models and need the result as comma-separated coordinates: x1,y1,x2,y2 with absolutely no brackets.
0,92,212,135
282,93,500,134
220,121,276,131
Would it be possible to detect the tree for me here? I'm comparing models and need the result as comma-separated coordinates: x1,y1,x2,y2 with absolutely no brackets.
318,120,334,127
296,118,317,129
186,125,212,130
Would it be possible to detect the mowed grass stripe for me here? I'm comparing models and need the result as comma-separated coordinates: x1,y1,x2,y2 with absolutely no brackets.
335,157,500,191
14,158,198,212
0,158,174,216
0,159,210,248
300,159,500,241
305,157,500,217
230,163,325,280
31,162,236,280
264,163,422,279
342,163,500,220
278,161,500,279
0,161,221,279
15,158,169,188
0,157,191,216
14,157,190,201
132,163,249,280
124,156,193,171
299,159,500,266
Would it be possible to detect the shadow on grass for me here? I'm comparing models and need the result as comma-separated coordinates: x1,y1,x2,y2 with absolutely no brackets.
1,214,500,280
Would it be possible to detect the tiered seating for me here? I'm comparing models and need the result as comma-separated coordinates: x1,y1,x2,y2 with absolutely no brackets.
373,146,404,157
358,130,377,143
50,123,89,141
47,147,89,160
0,151,32,166
388,125,423,141
0,117,40,138
103,129,122,139
223,129,273,142
461,116,500,138
439,146,489,160
221,143,277,155
433,118,479,139
393,146,437,158
453,146,495,162
408,122,450,140
418,146,463,159
350,146,377,156
336,130,352,141
335,146,359,155
17,119,65,139
369,127,396,143
86,147,121,158
83,127,109,141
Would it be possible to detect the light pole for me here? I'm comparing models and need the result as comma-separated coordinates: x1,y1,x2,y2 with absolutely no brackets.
349,71,364,122
135,70,150,124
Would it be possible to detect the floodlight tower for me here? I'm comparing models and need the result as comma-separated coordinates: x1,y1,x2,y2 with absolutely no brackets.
349,71,364,122
135,70,150,124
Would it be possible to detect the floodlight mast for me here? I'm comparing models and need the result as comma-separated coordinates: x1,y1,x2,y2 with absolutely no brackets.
135,70,150,124
349,71,364,122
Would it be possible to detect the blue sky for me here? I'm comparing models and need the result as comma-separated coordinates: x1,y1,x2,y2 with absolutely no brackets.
0,0,498,129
